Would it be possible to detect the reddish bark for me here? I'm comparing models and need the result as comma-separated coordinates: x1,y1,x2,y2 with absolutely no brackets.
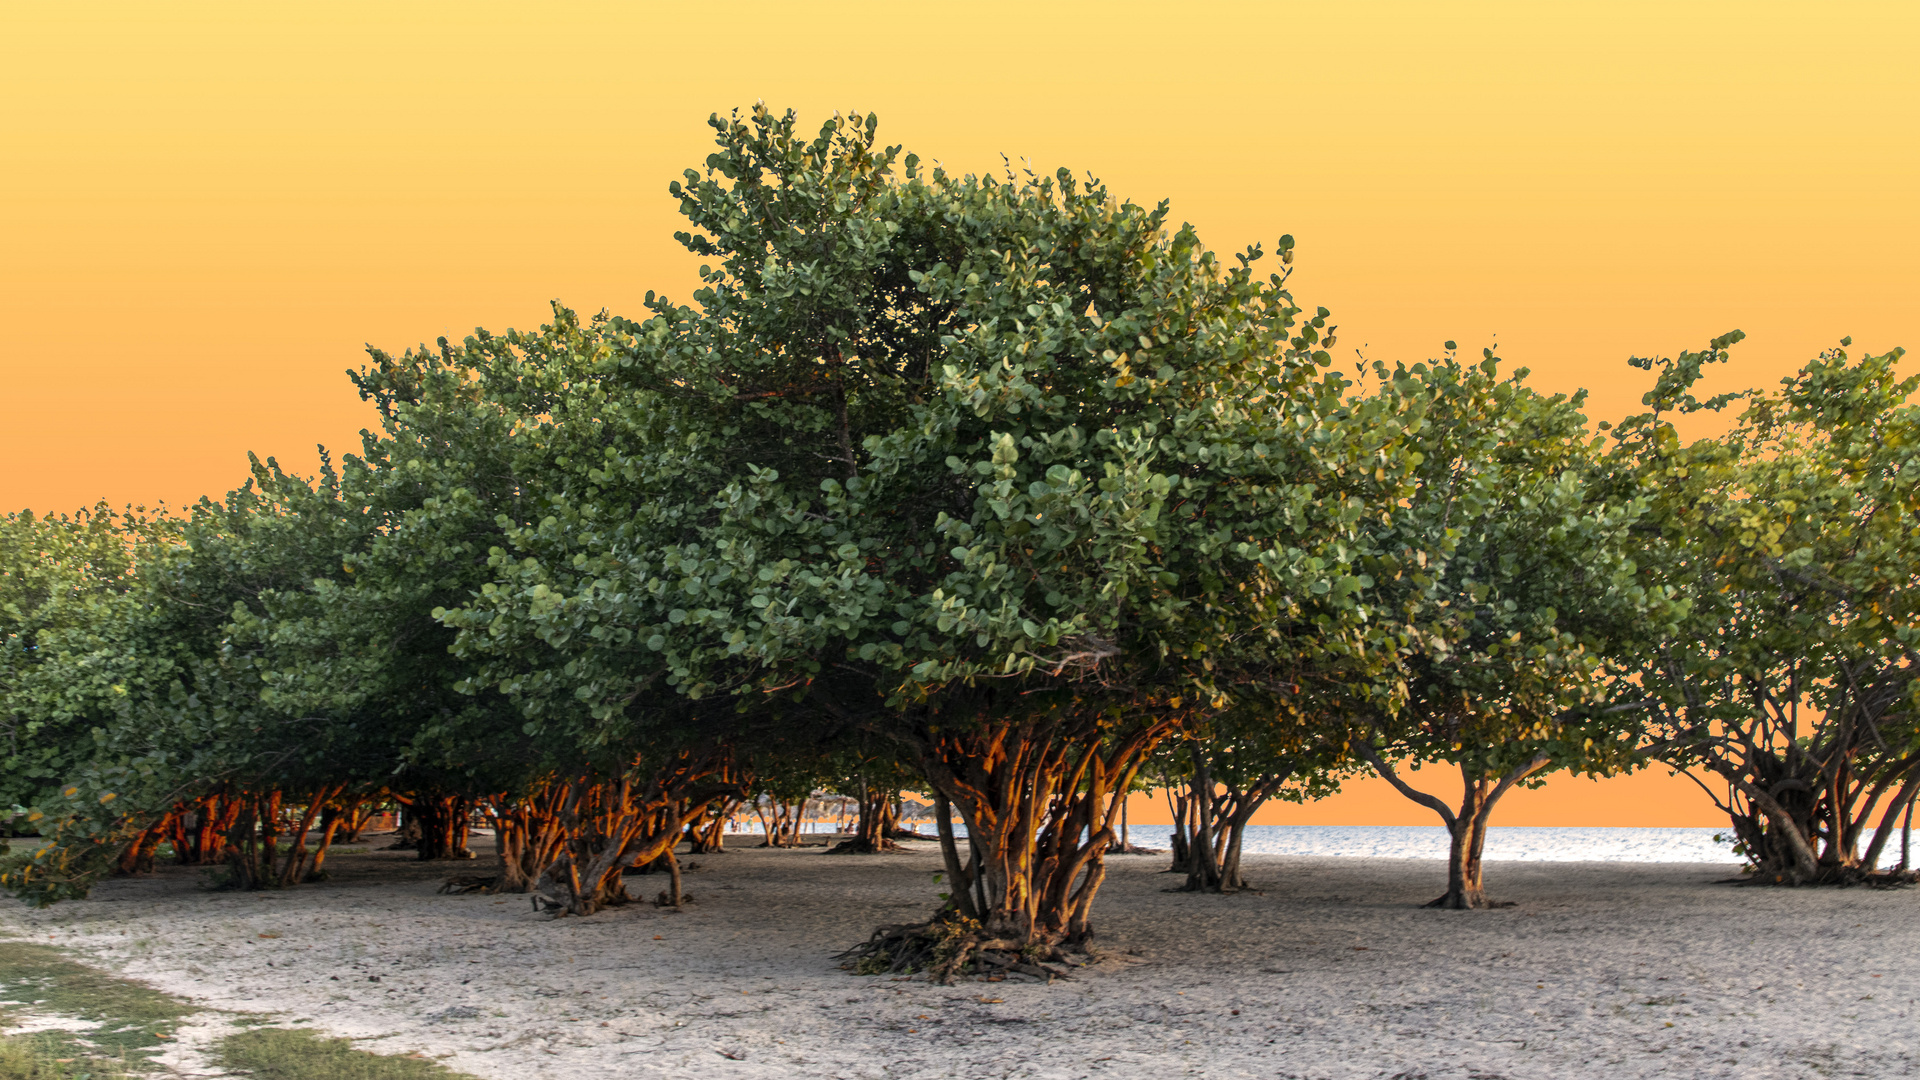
910,705,1177,950
525,751,747,916
408,794,476,861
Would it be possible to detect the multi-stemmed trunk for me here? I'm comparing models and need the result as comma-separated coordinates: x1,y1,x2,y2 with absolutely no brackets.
221,790,284,891
298,793,349,883
1170,756,1294,893
1357,742,1552,910
170,792,240,865
1644,651,1920,885
272,784,344,886
212,787,350,890
1694,752,1920,884
683,798,737,854
828,781,900,854
319,793,380,845
116,812,174,876
407,793,476,861
755,793,813,848
848,705,1177,979
485,785,574,893
524,753,745,916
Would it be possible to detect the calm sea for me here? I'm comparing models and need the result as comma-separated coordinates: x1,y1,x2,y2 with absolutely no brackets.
741,822,1912,867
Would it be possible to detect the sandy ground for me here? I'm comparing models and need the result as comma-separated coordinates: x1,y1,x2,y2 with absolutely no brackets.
3,834,1915,1080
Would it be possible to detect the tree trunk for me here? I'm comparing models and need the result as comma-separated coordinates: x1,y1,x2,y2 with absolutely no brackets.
411,794,476,861
486,786,572,894
1165,785,1191,871
303,799,347,882
911,710,1173,950
530,756,745,917
320,794,377,845
493,809,531,892
222,792,286,892
828,781,901,854
684,798,737,854
1356,741,1548,910
1174,759,1290,893
1723,771,1822,883
259,790,283,877
1856,770,1920,875
181,793,238,865
690,802,732,854
933,792,979,919
662,846,685,907
1424,756,1548,909
1185,757,1219,891
1902,798,1914,873
1217,806,1254,891
115,813,174,876
276,787,333,887
1430,805,1490,909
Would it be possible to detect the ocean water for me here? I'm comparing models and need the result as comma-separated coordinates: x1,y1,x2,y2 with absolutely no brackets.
734,822,1913,867
1183,824,1744,863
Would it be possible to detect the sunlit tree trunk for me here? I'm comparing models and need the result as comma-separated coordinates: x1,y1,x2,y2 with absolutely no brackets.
529,753,746,916
909,708,1175,953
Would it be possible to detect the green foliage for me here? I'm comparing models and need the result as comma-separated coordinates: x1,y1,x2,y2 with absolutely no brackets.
438,105,1422,754
0,504,160,827
1342,348,1678,779
1613,335,1920,878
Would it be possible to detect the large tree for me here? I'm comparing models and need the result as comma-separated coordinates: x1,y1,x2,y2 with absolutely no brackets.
1616,335,1920,883
1336,350,1669,909
441,106,1423,973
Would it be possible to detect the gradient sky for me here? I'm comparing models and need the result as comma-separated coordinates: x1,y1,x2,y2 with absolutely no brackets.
5,2,1913,826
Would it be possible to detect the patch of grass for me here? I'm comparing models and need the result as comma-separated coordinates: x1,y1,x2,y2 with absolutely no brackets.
0,1030,134,1080
0,939,186,1060
216,1028,478,1080
0,937,468,1080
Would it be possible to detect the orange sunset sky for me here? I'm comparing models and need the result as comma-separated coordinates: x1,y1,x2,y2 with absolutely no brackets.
4,2,1914,828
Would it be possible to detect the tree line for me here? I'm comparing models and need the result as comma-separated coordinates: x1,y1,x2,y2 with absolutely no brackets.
3,107,1915,981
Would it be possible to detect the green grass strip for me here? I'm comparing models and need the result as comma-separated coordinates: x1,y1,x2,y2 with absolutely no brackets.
0,938,185,1063
0,936,478,1080
216,1028,476,1080
0,1030,135,1080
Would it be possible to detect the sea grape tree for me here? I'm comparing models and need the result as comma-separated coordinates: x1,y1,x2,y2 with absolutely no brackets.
440,106,1427,971
1335,350,1671,909
1616,335,1920,883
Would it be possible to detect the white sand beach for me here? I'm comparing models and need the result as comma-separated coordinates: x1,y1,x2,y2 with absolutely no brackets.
4,837,1914,1079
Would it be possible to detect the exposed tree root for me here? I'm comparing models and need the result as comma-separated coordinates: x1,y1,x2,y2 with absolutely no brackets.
836,915,1090,984
1422,895,1516,909
1723,866,1919,888
823,836,902,855
436,874,498,895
